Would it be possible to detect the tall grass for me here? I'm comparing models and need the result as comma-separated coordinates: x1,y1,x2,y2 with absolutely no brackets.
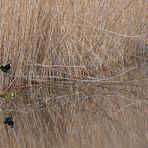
0,0,148,148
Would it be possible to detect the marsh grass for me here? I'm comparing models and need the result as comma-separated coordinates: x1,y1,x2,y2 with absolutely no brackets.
0,0,148,148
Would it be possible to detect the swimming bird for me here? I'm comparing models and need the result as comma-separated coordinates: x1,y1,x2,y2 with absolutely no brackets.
0,63,11,73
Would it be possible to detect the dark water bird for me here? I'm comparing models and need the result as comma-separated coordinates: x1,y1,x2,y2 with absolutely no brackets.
4,116,14,128
0,63,11,73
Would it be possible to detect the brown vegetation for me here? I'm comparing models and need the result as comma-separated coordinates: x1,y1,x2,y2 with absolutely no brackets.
0,0,148,148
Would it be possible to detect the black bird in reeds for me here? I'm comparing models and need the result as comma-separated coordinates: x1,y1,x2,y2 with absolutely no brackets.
4,116,14,128
0,63,11,73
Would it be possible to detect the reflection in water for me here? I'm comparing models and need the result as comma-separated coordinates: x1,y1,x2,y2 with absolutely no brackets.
4,116,14,128
0,71,148,147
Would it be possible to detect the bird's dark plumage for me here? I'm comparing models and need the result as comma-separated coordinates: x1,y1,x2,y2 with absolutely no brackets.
4,116,14,128
0,63,11,73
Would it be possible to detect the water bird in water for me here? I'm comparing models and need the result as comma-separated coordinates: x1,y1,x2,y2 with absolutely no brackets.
4,116,14,128
0,63,11,73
